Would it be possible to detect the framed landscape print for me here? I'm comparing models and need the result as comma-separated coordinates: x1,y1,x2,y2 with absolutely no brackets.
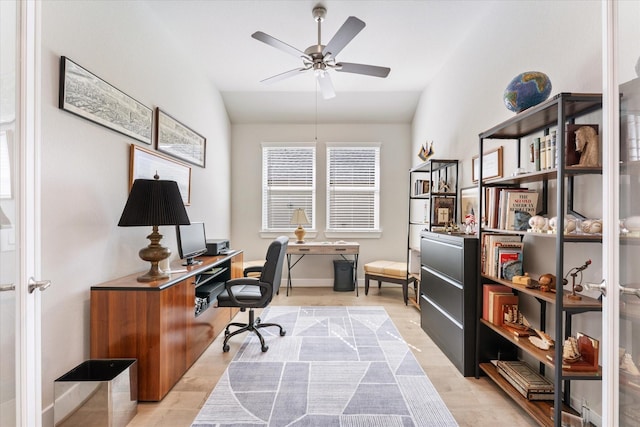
156,108,206,167
472,146,503,182
59,56,152,144
129,144,191,205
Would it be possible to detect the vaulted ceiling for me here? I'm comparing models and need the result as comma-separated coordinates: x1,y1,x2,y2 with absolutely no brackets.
142,0,498,124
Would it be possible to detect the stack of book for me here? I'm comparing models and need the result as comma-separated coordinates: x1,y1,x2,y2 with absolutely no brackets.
413,179,430,196
482,284,518,325
496,360,554,401
481,234,524,279
484,187,539,230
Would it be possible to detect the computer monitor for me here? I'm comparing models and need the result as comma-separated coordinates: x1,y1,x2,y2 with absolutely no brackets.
176,222,207,266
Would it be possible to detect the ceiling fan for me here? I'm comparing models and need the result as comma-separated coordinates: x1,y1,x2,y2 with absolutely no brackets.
251,5,391,99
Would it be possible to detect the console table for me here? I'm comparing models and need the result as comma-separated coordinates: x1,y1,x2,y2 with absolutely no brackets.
90,251,243,401
286,242,359,296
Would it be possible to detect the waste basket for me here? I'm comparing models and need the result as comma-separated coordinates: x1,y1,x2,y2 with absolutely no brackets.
333,260,355,291
54,359,137,427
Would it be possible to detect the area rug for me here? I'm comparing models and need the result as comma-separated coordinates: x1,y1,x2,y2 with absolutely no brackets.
192,306,458,427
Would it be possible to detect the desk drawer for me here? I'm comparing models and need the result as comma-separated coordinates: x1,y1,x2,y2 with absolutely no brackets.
288,245,358,255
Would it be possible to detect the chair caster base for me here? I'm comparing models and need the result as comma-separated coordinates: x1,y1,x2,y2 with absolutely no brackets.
280,329,286,336
223,344,230,352
261,345,268,352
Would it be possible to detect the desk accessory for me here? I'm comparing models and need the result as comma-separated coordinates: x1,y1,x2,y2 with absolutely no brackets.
118,175,190,282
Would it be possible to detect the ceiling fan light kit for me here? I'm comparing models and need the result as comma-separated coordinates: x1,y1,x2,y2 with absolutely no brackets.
251,5,390,99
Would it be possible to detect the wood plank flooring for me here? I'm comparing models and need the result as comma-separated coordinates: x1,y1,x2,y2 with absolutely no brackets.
128,286,536,427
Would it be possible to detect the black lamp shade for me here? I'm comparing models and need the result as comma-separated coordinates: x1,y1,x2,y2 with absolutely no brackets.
118,179,190,227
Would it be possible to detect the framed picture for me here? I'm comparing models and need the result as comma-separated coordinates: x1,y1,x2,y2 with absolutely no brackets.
156,108,206,167
472,146,503,182
433,196,455,226
460,186,480,223
59,56,153,144
129,144,191,205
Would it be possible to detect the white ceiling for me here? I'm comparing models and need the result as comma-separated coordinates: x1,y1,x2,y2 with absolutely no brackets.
141,0,498,124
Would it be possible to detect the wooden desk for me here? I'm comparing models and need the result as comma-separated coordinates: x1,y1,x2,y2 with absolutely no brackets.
90,251,243,401
286,242,359,296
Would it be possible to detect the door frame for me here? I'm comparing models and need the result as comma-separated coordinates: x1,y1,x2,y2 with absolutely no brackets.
15,0,43,425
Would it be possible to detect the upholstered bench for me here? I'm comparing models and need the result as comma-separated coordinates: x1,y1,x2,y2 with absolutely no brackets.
363,260,418,306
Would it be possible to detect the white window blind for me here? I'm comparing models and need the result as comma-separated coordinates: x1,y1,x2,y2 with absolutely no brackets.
262,144,315,231
326,145,380,232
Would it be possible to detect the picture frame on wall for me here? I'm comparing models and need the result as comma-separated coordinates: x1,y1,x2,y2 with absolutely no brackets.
129,144,192,205
472,146,503,182
58,56,153,144
156,108,207,168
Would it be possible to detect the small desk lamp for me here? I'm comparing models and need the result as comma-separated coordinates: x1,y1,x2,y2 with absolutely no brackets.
118,176,190,282
290,208,310,243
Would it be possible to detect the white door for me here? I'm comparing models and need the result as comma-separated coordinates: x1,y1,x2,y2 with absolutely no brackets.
0,1,44,425
601,1,640,426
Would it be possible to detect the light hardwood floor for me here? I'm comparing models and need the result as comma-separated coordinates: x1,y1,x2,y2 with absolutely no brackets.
128,286,536,427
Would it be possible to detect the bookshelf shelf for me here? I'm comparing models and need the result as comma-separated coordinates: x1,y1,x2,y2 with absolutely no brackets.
476,93,603,426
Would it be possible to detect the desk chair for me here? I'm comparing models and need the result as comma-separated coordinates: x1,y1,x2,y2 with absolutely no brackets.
217,236,289,352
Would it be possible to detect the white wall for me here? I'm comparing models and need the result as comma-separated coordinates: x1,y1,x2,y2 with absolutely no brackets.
231,123,411,283
40,1,231,422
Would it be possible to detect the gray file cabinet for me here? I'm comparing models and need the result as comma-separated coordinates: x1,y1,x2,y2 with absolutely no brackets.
419,231,477,376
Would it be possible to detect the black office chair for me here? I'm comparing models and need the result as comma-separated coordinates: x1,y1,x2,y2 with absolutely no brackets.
217,236,289,352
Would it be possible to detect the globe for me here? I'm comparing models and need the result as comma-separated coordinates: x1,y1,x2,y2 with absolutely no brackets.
503,71,552,113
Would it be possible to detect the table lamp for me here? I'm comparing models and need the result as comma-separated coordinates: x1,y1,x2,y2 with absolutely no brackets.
290,208,310,243
118,177,190,282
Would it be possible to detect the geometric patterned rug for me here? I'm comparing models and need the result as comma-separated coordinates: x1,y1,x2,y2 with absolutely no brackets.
192,306,458,426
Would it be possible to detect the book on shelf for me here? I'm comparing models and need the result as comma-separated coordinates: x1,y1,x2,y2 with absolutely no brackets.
482,284,511,321
481,234,521,276
502,190,539,231
496,360,554,401
414,179,430,196
491,294,519,325
493,241,524,278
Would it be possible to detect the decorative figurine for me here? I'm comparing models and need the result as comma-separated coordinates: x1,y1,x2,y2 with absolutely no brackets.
563,259,591,300
538,273,556,292
464,213,476,234
528,215,549,233
575,126,600,167
438,178,451,193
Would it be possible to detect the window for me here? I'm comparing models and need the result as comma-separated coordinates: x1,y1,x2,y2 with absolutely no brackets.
262,143,316,232
326,145,380,233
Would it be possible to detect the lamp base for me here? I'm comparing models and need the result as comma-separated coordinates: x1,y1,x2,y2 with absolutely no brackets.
294,225,306,243
137,227,171,282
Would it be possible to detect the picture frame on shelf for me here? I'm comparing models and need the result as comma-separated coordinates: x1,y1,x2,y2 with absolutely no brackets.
566,124,598,167
460,186,480,224
129,144,191,205
472,146,503,182
156,108,207,168
58,56,153,144
433,196,455,226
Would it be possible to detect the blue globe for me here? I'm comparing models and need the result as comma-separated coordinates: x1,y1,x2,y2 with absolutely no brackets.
503,71,552,113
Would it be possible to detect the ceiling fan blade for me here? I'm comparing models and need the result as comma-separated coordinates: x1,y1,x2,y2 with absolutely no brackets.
252,31,311,61
260,67,310,84
322,16,365,58
336,62,390,78
316,71,336,99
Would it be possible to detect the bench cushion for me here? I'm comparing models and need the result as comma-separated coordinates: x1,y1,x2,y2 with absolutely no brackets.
364,260,408,279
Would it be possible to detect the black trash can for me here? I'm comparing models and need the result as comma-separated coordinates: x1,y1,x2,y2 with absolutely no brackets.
54,359,137,427
333,260,355,291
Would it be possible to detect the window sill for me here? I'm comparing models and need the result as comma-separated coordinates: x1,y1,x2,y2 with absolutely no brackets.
325,230,382,239
259,230,318,240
